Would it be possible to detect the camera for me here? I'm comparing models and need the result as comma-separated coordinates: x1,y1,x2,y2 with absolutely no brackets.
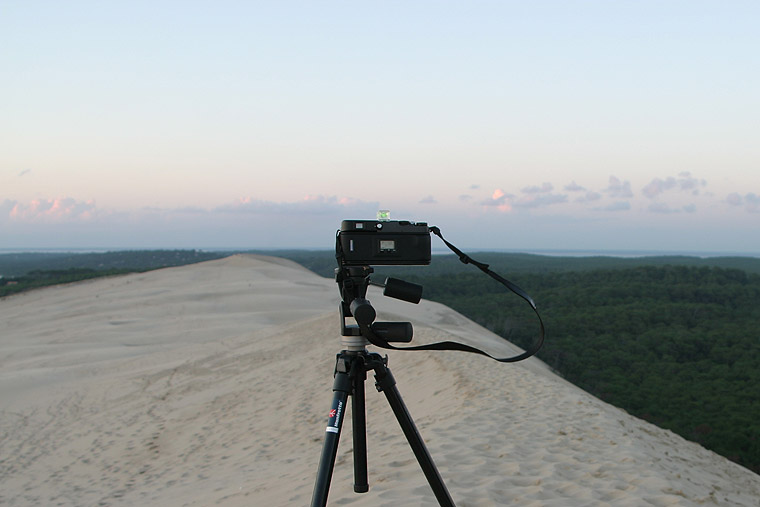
338,219,431,266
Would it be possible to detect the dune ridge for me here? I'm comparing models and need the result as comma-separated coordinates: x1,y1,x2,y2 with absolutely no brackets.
1,255,758,506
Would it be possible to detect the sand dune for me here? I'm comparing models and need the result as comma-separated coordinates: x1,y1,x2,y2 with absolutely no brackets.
1,255,758,506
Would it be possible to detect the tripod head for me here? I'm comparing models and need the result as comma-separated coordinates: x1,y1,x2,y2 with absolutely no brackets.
335,264,422,351
333,215,545,363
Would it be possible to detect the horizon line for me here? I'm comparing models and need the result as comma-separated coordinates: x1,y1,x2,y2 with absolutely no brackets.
2,247,759,259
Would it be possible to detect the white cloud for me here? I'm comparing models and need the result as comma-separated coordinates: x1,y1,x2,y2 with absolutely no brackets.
576,191,602,203
745,193,760,213
514,193,567,208
677,172,706,193
642,172,707,199
215,195,378,216
565,181,586,192
643,178,676,198
726,193,743,206
419,195,437,204
725,192,759,213
522,182,553,194
605,176,634,198
0,195,387,249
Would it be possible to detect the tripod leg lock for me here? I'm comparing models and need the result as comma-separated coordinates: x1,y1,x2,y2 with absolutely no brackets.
362,354,395,392
332,357,354,394
335,356,350,374
372,366,396,393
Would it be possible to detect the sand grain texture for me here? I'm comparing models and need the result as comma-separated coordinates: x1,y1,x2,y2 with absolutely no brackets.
1,255,758,506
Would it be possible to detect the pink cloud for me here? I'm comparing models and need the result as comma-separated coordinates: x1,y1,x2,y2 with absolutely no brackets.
7,198,98,222
481,189,512,212
479,185,568,212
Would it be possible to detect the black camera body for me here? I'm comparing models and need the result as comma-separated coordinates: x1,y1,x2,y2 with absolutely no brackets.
338,220,431,266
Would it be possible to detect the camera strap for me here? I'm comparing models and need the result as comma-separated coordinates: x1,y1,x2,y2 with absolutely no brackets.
359,226,545,363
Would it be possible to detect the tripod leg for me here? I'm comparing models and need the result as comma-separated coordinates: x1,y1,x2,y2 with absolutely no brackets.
311,357,352,507
370,356,455,507
351,361,369,493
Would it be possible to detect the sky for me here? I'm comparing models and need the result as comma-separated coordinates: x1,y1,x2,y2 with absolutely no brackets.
2,1,759,254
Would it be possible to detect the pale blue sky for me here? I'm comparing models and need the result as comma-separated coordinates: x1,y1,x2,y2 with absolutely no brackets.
2,1,759,253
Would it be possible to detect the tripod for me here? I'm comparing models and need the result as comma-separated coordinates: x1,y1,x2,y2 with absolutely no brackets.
310,266,454,506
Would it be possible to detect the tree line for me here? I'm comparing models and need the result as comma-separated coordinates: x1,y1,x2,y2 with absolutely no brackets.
392,264,760,474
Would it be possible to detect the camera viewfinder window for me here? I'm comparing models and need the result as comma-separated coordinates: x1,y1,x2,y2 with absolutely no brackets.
379,240,396,252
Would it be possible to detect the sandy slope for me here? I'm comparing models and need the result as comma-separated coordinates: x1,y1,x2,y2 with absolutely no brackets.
1,255,758,506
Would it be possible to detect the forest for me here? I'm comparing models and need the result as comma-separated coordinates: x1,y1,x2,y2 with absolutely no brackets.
387,263,760,474
2,249,759,474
